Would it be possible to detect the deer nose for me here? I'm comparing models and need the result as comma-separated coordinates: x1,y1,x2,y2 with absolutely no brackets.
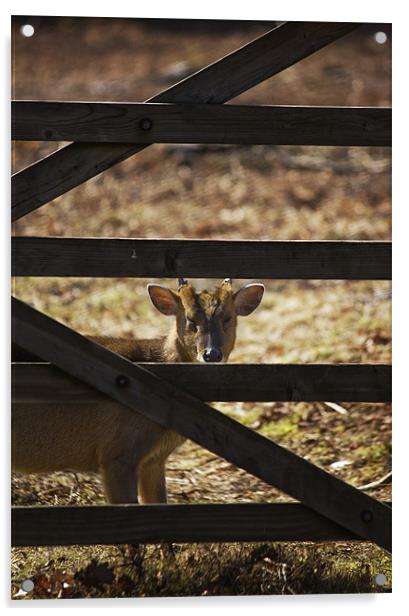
203,348,223,363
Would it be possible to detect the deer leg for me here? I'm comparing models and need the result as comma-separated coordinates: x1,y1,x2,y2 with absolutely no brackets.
101,458,138,504
137,459,167,504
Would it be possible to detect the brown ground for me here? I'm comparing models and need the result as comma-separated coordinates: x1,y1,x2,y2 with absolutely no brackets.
11,17,391,598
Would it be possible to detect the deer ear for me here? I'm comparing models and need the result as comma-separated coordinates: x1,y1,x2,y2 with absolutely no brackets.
147,284,179,316
233,283,264,316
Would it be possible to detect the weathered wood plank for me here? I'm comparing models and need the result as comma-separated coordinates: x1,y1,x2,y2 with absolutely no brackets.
12,21,359,221
12,102,391,147
12,502,366,546
11,297,392,551
12,237,392,280
12,362,391,403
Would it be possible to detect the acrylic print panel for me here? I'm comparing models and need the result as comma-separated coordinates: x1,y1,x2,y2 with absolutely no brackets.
11,15,391,599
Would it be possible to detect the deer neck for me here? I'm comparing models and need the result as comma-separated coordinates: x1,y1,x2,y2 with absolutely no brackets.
163,324,196,363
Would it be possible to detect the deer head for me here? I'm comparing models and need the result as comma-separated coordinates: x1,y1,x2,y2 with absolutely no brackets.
147,279,264,362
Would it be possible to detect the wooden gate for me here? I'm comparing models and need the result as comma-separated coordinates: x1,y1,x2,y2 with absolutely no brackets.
11,21,392,552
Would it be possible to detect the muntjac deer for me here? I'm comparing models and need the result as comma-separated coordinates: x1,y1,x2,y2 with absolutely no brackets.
12,278,264,504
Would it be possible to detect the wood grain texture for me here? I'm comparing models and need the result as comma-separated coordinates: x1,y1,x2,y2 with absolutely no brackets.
12,502,366,546
11,21,359,221
12,362,391,403
12,237,392,280
11,297,391,551
12,102,391,146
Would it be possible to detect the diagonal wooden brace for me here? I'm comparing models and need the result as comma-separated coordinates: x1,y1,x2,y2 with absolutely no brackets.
11,297,391,552
12,21,359,221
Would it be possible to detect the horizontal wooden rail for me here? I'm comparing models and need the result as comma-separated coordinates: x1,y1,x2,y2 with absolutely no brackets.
12,297,392,551
12,21,359,221
12,502,368,547
12,102,391,147
12,238,392,280
12,362,391,403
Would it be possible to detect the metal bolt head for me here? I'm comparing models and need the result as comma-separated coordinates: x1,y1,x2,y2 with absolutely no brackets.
116,375,129,387
361,509,374,523
140,118,152,131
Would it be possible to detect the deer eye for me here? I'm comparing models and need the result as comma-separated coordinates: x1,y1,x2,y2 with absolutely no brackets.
223,316,232,327
186,317,197,331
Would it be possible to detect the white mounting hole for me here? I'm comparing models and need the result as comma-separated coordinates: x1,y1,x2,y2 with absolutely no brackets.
374,31,387,45
21,579,35,592
20,24,35,38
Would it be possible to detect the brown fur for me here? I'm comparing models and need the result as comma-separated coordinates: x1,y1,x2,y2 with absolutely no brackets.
12,280,264,504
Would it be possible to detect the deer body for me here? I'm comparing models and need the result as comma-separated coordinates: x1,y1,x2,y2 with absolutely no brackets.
13,335,186,504
12,280,264,504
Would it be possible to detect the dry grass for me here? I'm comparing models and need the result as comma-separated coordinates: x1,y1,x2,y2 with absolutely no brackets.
11,17,391,598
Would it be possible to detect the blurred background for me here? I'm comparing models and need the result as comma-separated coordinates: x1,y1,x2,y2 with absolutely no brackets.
11,17,392,598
